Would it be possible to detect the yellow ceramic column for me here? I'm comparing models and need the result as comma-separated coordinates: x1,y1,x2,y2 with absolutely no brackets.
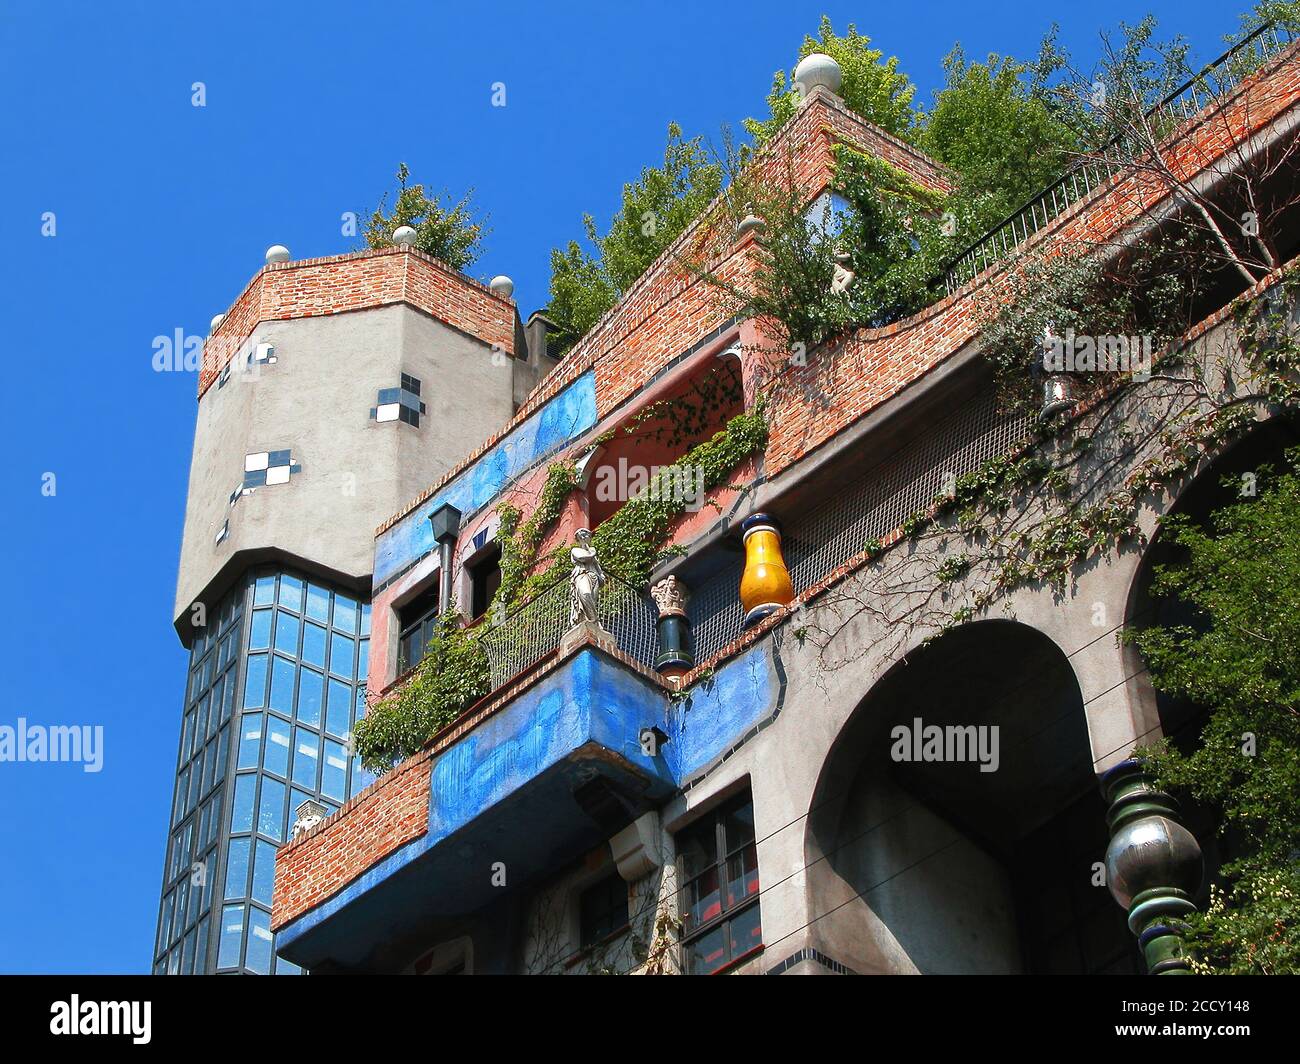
739,513,794,628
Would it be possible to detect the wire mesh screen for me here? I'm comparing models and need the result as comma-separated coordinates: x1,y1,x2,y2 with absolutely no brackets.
480,575,659,690
688,388,1031,663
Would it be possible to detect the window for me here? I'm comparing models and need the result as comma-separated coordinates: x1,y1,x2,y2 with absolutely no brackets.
371,374,426,427
467,544,502,620
579,873,629,950
677,793,761,974
397,585,439,672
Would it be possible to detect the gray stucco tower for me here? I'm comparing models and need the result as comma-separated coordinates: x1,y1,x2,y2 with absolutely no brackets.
153,243,555,974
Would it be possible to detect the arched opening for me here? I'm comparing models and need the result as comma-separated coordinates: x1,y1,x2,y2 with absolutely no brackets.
804,620,1138,974
1122,414,1300,899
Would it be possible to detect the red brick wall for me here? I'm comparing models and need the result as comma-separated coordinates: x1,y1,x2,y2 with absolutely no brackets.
198,246,515,397
375,91,950,537
762,44,1300,477
271,750,432,931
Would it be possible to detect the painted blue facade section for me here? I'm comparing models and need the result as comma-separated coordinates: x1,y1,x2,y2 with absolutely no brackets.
664,644,777,781
426,650,673,842
374,371,598,587
276,641,781,959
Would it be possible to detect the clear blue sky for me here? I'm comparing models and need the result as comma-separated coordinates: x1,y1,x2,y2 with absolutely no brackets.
0,0,1246,973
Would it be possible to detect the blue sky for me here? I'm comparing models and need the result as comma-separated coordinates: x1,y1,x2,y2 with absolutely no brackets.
0,0,1246,973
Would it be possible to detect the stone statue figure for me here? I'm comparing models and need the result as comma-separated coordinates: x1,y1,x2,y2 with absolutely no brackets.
830,250,855,296
569,527,606,626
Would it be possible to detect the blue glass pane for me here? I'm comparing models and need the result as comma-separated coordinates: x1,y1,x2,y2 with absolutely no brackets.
358,639,370,683
302,623,327,668
329,633,355,678
214,726,229,789
278,574,304,611
351,758,377,797
297,669,324,728
360,602,372,637
243,654,267,708
254,575,275,606
207,680,223,737
217,904,244,969
237,714,263,771
225,837,250,899
274,610,300,656
195,696,210,749
231,774,255,834
252,840,277,906
306,583,330,623
245,908,273,975
206,790,223,847
276,957,303,975
264,716,290,778
221,629,238,667
258,776,285,842
292,730,320,789
333,595,358,635
322,740,348,802
249,609,272,650
222,671,238,722
270,656,295,716
326,679,351,737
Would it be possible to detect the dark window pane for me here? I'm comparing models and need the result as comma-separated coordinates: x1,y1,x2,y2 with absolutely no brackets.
684,923,727,975
579,874,629,947
726,844,760,908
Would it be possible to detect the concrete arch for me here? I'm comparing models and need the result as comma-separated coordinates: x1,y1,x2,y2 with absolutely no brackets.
797,618,1135,974
1120,413,1300,747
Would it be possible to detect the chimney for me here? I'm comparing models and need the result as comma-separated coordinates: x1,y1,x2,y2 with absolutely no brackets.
525,311,559,363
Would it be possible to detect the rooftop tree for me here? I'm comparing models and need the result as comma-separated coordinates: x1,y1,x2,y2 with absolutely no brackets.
363,162,487,272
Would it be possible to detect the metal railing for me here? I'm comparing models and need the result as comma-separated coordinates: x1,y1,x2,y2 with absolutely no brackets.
479,574,659,691
939,22,1296,294
688,388,1032,663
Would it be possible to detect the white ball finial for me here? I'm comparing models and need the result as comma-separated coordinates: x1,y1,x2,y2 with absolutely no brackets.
392,225,418,247
489,275,514,298
794,53,842,100
210,313,225,334
265,244,291,264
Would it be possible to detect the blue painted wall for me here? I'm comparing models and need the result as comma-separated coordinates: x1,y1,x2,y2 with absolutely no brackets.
374,370,598,587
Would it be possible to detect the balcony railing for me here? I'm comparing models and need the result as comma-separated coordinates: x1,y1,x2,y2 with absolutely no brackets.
939,21,1297,294
480,573,659,690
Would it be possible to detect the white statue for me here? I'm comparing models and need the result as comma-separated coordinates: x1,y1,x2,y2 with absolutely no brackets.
831,251,855,296
569,527,606,626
